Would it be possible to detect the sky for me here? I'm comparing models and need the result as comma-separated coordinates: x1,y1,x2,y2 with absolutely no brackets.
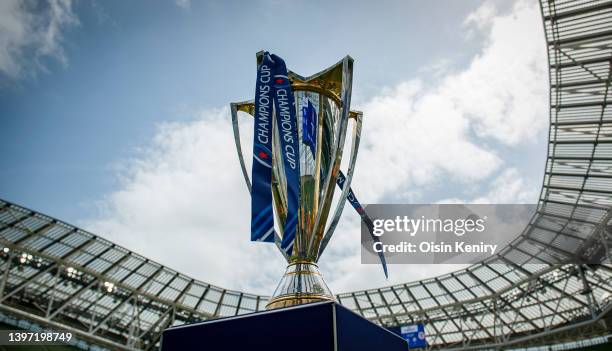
0,0,549,294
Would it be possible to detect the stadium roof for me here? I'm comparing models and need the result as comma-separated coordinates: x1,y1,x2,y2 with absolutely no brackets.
0,0,611,350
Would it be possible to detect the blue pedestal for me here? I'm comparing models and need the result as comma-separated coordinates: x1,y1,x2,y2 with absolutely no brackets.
161,301,407,350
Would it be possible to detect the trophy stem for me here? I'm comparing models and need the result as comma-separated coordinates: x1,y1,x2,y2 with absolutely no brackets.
266,260,335,310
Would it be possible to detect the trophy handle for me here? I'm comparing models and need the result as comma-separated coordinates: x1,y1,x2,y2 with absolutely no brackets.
230,102,290,261
231,102,253,194
317,112,363,259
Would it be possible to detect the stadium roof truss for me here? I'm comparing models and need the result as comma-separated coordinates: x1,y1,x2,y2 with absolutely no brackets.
0,0,611,350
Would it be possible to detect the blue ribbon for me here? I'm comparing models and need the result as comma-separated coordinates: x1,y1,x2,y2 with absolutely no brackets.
250,52,301,254
269,53,301,255
250,53,275,243
337,171,389,278
302,99,317,155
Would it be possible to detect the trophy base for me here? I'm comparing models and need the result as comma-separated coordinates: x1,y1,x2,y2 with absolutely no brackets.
266,261,335,309
161,301,408,350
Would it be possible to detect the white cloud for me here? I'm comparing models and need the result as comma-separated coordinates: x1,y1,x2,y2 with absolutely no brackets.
472,168,540,204
419,58,452,78
87,109,286,294
328,0,547,290
464,1,498,30
0,0,78,79
449,0,548,145
350,0,547,203
438,168,540,205
353,80,503,201
355,2,548,202
175,0,191,11
86,0,548,295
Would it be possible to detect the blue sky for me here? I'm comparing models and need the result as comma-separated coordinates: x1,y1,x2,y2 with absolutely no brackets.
0,0,549,293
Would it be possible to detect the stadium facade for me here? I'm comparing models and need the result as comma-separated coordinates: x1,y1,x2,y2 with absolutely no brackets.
1,0,611,349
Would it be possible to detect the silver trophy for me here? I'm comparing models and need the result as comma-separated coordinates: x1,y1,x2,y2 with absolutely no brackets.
231,52,362,309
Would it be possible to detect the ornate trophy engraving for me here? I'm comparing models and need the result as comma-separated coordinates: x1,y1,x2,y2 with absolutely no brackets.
231,51,362,309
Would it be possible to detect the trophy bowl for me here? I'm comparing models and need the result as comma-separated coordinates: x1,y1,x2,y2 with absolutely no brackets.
231,52,362,309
